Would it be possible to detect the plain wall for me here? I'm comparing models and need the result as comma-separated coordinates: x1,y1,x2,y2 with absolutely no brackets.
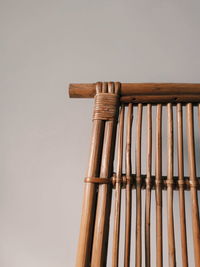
0,0,200,266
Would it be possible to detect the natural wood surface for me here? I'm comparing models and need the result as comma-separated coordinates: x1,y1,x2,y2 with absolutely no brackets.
145,104,152,267
74,81,200,267
75,84,106,267
91,83,120,267
167,103,176,267
177,103,188,267
86,174,200,190
120,94,200,104
85,174,200,190
124,103,133,267
112,105,125,267
155,104,163,267
69,83,200,98
135,103,143,267
186,104,200,267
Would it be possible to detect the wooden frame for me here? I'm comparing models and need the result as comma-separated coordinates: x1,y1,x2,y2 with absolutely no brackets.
69,82,200,267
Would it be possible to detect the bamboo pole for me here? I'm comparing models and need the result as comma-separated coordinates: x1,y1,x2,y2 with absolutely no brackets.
135,103,143,267
145,104,152,267
166,103,176,266
120,94,200,104
124,103,133,267
186,103,200,267
76,83,106,267
112,105,125,267
177,103,188,267
69,83,200,98
155,104,163,267
91,82,120,267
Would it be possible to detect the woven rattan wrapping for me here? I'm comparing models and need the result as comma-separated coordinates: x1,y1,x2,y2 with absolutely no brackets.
93,93,119,121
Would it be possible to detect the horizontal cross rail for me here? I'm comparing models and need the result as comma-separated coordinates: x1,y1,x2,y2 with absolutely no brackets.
85,174,200,190
69,83,200,97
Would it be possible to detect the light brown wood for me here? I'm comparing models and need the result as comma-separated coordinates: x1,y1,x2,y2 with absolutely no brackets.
76,83,106,267
145,104,152,267
69,83,200,98
135,103,143,267
120,94,200,104
186,103,200,267
155,104,163,267
124,103,133,267
166,103,176,267
86,174,200,190
91,83,120,267
112,105,125,267
177,103,188,267
73,82,200,267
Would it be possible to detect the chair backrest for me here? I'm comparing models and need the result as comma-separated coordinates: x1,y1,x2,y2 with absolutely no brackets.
69,82,200,267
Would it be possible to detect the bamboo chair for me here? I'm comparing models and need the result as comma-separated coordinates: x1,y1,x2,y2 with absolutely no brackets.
69,82,200,267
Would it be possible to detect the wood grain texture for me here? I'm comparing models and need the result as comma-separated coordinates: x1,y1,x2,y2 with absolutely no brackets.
91,83,120,267
76,83,107,267
186,104,200,267
135,103,143,267
124,103,133,267
166,103,176,267
120,94,200,104
74,81,200,267
145,104,152,267
155,104,163,267
86,174,200,190
69,83,200,98
177,103,188,267
112,105,125,267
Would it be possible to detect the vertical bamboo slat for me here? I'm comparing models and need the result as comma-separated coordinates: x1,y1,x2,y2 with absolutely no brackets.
155,104,163,267
124,103,133,267
76,83,106,267
112,105,125,267
166,103,176,267
91,83,120,267
145,104,152,267
186,103,200,267
177,103,188,267
135,104,143,267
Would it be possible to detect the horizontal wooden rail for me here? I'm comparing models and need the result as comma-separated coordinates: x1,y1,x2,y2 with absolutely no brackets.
85,174,200,190
69,83,200,98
